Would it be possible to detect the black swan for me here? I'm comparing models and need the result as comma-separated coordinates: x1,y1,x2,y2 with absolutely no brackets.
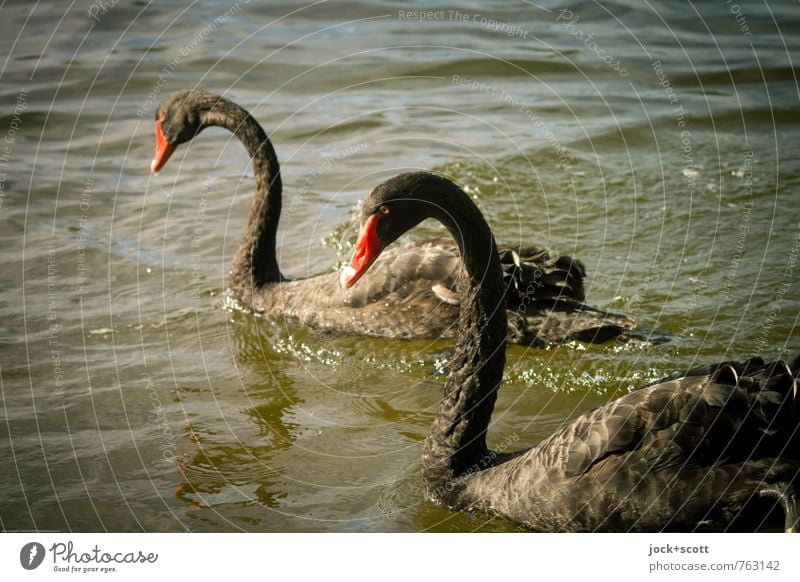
340,171,800,532
150,89,635,345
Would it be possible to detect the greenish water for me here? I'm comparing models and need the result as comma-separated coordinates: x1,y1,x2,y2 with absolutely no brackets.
1,1,798,532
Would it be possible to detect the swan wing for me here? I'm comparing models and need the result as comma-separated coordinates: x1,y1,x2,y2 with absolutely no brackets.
530,357,798,479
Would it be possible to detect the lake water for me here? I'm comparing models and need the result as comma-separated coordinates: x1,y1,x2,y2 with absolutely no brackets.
1,0,798,532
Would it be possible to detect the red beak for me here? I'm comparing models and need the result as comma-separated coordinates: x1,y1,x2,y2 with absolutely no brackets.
150,116,176,174
339,214,384,289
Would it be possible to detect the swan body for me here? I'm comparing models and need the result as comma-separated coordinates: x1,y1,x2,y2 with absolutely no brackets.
341,171,799,532
151,89,634,345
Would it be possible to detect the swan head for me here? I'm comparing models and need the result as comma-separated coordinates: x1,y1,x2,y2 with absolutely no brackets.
151,89,219,174
340,172,449,288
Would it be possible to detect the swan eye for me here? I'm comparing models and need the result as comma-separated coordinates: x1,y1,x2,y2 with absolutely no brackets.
379,205,390,216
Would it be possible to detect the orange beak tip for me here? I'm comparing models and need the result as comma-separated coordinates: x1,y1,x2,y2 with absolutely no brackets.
339,214,382,290
151,118,175,175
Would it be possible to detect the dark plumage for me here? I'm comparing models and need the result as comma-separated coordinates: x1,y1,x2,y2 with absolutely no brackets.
342,171,800,532
150,89,634,345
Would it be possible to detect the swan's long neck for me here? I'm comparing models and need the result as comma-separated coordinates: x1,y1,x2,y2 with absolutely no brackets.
420,182,508,500
201,98,283,289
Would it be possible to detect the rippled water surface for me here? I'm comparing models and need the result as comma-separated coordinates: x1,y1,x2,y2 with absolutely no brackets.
1,0,798,532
